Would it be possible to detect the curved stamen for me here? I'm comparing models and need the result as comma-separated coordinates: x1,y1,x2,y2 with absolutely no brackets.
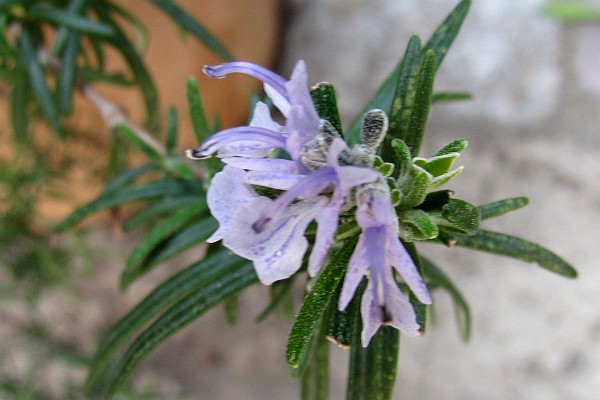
203,62,288,100
190,127,287,159
253,167,336,233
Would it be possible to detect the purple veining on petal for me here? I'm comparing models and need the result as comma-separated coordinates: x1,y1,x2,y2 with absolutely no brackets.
224,196,327,284
203,62,287,98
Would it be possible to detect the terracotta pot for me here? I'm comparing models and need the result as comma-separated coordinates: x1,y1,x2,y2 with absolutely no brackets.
2,0,279,224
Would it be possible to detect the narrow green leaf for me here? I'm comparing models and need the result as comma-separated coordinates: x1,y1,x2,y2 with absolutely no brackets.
224,295,238,325
478,197,529,221
186,76,211,143
85,248,244,391
78,68,134,86
51,0,87,56
165,106,178,156
404,49,436,156
56,30,79,115
414,153,458,177
93,5,159,130
29,6,115,36
102,163,158,193
121,201,208,288
397,166,432,209
102,262,258,398
18,29,64,137
141,217,218,267
421,257,471,341
149,0,233,61
10,78,29,149
114,123,162,161
287,237,358,369
301,309,330,400
55,179,203,231
431,91,472,103
122,194,201,231
422,0,471,71
310,82,343,135
326,281,362,349
453,229,578,278
381,35,422,161
542,2,600,23
347,323,399,400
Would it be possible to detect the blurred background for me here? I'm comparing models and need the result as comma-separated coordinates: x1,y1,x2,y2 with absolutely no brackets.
1,0,599,399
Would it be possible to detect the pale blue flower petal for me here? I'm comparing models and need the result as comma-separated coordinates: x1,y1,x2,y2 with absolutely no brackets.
388,238,432,304
250,101,285,133
338,235,369,311
224,196,328,285
206,166,261,242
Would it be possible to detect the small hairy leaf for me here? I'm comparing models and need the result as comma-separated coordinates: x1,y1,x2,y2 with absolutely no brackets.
399,209,439,241
434,138,468,156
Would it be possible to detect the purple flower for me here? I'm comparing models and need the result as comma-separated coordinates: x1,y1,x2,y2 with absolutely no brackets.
221,139,378,284
190,60,320,162
339,186,432,346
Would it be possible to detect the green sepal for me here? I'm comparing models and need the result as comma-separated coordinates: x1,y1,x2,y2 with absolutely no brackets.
397,166,431,209
453,229,578,278
310,82,343,135
399,209,439,241
421,257,471,341
287,236,358,370
431,198,479,236
478,197,529,221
